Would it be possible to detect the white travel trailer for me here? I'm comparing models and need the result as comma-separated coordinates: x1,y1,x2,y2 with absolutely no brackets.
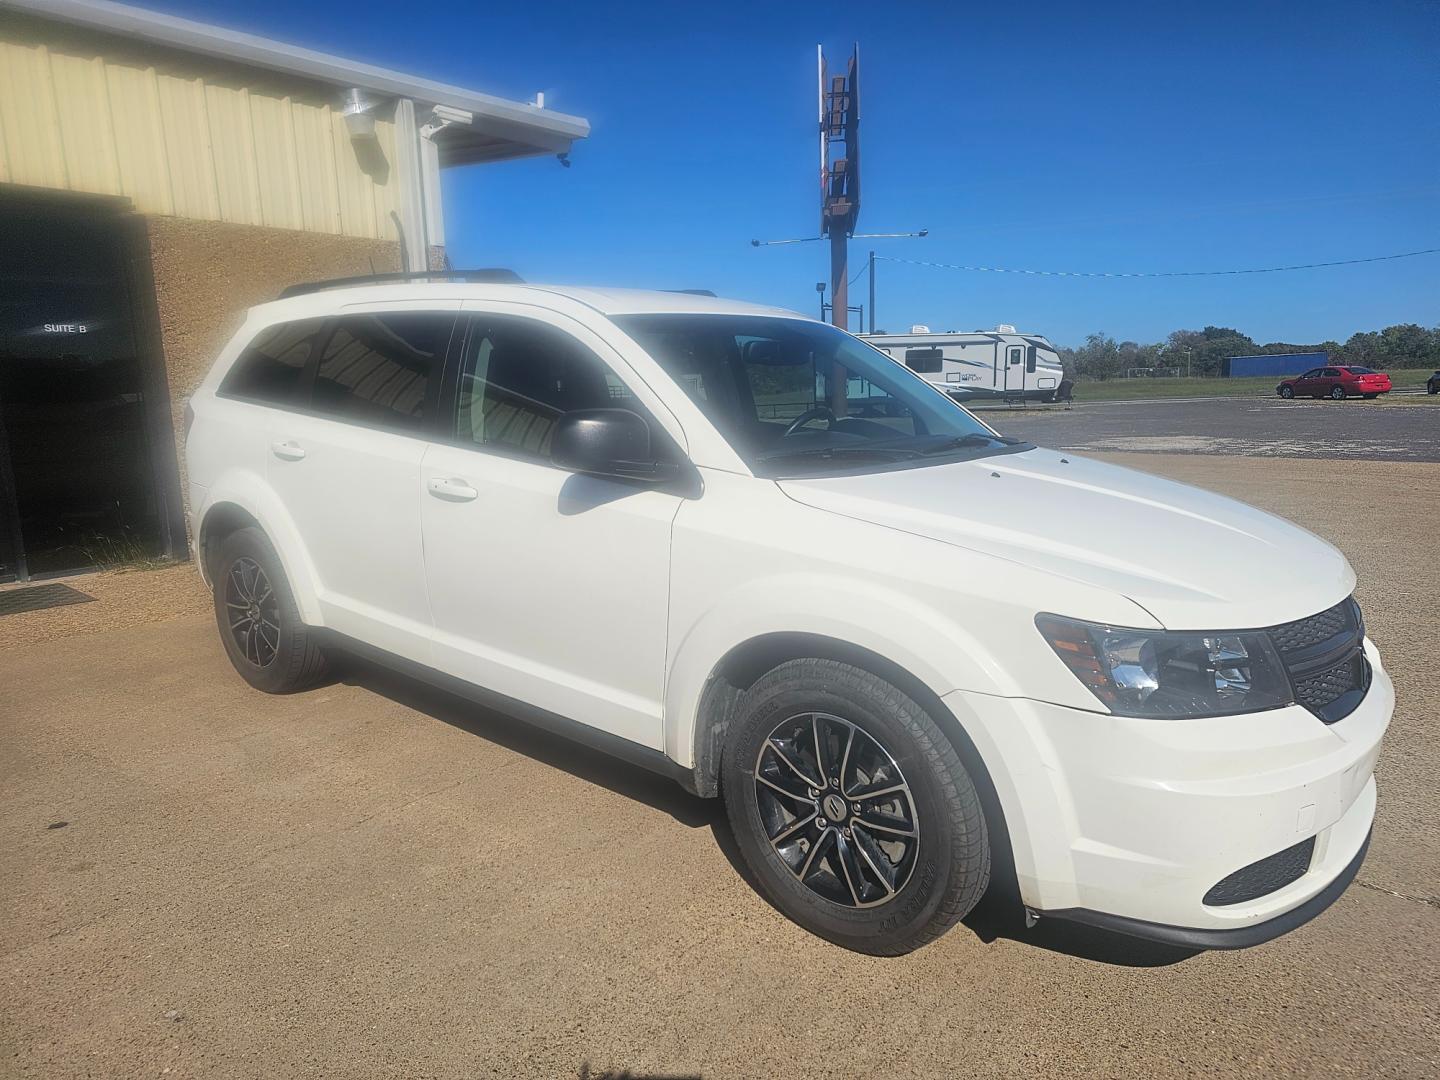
863,325,1066,402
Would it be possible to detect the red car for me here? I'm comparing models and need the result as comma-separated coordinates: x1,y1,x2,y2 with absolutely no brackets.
1277,365,1392,400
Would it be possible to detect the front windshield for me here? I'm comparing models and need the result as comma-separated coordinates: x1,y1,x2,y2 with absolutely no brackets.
615,314,1018,475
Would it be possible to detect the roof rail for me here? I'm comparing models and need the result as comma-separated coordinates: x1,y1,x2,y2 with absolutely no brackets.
278,269,523,299
666,288,716,297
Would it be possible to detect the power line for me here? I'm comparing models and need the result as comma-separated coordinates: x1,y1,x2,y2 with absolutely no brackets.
874,247,1440,279
848,262,869,287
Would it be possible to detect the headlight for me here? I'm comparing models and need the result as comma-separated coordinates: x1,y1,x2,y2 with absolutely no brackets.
1035,614,1293,719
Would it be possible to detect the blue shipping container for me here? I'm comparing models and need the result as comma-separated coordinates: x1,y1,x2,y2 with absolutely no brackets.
1225,352,1329,378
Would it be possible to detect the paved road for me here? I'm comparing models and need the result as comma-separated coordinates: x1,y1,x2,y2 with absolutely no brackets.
2,454,1437,1079
985,396,1440,462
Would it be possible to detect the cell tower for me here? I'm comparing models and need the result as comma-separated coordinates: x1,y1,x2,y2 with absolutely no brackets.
819,44,861,332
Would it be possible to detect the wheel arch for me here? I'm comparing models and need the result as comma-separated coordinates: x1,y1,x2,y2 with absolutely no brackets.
194,479,323,624
683,631,1020,909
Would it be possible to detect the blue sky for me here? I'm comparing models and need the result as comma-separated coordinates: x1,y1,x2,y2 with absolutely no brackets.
160,0,1438,347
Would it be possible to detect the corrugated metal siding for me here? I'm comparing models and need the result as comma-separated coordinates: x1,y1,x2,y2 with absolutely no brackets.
1226,353,1329,378
0,23,401,242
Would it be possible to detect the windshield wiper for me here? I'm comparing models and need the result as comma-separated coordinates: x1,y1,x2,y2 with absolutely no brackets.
917,433,1027,456
756,443,925,464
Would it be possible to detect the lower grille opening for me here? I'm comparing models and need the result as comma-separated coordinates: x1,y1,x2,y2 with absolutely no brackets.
1203,837,1315,907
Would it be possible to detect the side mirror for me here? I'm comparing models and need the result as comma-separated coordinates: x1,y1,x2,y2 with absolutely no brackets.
551,409,678,484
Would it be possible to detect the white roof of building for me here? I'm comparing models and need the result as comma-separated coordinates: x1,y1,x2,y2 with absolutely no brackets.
1,0,589,165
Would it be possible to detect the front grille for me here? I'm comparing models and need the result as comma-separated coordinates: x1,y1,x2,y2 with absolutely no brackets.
1295,655,1367,712
1265,598,1368,724
1203,837,1315,907
1269,604,1350,654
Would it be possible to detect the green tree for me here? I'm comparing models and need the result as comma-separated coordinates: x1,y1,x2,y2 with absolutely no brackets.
1377,323,1435,366
1061,322,1436,379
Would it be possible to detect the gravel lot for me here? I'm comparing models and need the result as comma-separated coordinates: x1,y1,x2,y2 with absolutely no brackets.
988,395,1440,461
2,451,1437,1080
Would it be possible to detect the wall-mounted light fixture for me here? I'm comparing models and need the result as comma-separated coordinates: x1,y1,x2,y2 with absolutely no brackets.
342,88,377,142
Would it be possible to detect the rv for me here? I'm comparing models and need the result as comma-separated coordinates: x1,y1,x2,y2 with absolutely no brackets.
862,325,1066,402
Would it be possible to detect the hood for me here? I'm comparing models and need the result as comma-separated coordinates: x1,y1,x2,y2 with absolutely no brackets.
777,448,1354,629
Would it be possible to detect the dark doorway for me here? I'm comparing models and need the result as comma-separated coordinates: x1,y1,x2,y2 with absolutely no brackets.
0,191,175,581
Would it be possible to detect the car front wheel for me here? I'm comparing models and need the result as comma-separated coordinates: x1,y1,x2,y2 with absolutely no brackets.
723,658,990,955
1279,385,1295,399
212,526,329,693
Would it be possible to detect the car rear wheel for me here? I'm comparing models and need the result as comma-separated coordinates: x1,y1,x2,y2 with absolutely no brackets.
1330,386,1347,400
1363,394,1378,400
212,527,329,693
1279,385,1294,399
722,658,990,955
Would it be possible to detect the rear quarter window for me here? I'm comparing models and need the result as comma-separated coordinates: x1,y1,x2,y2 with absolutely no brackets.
218,319,327,407
310,312,453,435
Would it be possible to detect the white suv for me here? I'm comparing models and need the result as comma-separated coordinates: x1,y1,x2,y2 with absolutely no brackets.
186,276,1390,955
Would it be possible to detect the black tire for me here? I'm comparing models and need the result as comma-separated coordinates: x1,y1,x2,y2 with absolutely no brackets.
212,526,329,693
1279,385,1294,399
722,658,990,955
1363,394,1378,400
1330,385,1346,400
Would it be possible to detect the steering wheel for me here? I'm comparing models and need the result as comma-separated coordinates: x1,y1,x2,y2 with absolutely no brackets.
783,405,836,437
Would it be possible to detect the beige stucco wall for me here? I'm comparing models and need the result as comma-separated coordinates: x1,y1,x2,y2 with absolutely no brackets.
0,12,405,243
144,213,401,530
145,214,401,405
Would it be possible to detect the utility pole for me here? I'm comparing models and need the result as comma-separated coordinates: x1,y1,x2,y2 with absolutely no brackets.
819,44,860,413
868,250,875,333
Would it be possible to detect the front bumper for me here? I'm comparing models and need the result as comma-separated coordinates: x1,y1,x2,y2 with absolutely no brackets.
944,638,1391,945
1040,828,1371,949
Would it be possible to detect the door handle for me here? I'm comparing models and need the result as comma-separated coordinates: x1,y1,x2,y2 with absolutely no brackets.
271,440,306,461
427,477,478,502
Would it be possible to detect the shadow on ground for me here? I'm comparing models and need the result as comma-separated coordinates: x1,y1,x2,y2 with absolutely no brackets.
336,657,717,830
339,655,1200,970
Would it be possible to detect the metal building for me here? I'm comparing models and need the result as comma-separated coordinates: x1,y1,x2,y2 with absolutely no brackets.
0,0,588,581
1224,352,1329,378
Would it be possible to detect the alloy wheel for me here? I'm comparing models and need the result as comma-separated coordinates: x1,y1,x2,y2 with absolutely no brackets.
752,712,920,908
225,556,280,668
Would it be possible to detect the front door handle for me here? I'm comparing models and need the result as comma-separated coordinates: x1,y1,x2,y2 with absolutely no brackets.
271,440,306,461
427,477,478,502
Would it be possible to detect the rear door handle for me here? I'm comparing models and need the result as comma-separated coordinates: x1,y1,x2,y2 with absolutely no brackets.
271,440,306,461
427,477,478,502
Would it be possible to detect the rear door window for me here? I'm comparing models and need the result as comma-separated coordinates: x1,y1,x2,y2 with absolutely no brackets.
218,319,326,407
310,312,453,435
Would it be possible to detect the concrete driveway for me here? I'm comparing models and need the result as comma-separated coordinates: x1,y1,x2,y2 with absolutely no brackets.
2,453,1437,1079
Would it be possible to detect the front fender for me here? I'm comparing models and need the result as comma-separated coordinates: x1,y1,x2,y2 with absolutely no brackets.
195,468,324,626
662,571,1010,770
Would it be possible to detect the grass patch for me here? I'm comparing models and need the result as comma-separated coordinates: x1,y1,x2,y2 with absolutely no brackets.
1072,368,1437,402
